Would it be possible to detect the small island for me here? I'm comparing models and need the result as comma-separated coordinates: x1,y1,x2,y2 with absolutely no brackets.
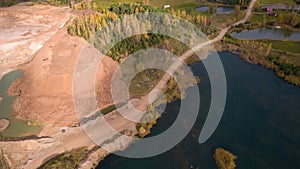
0,119,10,132
214,148,237,169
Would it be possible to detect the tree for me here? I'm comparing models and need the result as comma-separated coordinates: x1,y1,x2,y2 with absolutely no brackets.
290,14,299,27
208,5,217,14
277,13,284,23
181,10,187,19
266,43,272,56
214,148,237,169
234,5,240,15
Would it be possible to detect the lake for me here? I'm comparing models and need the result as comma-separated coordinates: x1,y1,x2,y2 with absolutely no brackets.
231,27,300,40
0,70,41,137
196,6,234,14
97,52,300,169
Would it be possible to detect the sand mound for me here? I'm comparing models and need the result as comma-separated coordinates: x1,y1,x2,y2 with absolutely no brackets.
0,119,9,132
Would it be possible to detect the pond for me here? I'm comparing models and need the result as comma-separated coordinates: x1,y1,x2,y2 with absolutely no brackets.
196,6,235,14
97,52,300,169
0,70,41,137
231,27,300,40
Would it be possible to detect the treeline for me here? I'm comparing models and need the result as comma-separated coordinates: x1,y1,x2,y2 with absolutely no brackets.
267,55,300,76
0,0,17,7
46,0,70,6
223,36,272,57
276,13,299,27
68,3,158,40
68,11,118,40
109,3,159,15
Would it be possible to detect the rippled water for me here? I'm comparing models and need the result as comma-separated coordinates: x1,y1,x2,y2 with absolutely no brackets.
97,52,300,169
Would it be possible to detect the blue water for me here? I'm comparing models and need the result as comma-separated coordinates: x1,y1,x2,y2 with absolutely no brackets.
231,27,300,40
196,6,234,14
97,52,300,169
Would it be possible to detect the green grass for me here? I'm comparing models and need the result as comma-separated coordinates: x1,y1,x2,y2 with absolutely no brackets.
212,12,242,27
269,40,300,54
129,69,164,98
249,13,276,25
259,0,296,5
38,148,88,169
99,104,117,115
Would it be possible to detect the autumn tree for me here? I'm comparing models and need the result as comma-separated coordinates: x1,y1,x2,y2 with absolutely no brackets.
290,14,299,27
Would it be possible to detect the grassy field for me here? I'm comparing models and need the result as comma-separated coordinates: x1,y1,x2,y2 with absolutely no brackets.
249,13,276,25
262,40,300,54
259,0,296,5
38,148,88,169
211,11,246,28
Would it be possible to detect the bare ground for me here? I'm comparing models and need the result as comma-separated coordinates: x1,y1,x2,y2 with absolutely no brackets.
0,5,72,80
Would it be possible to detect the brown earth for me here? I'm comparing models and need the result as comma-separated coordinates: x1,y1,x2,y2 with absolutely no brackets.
4,5,119,134
8,28,120,132
0,5,72,79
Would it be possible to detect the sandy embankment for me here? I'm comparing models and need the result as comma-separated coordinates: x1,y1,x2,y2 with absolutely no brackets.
0,5,72,80
0,4,134,168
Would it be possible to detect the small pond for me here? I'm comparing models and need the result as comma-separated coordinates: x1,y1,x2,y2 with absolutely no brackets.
0,70,41,137
231,27,300,41
196,6,235,14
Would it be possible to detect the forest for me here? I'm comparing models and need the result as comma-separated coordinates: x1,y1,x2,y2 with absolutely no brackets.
68,3,209,63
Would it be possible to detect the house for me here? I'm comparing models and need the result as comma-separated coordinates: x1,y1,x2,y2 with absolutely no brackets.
266,7,277,16
267,7,273,13
163,5,170,9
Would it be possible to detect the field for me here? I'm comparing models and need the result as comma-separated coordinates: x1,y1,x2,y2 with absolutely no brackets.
259,0,296,5
268,40,300,54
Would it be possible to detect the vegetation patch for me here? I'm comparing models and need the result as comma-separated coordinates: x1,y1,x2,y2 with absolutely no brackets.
214,148,237,169
0,150,9,169
38,147,88,169
259,0,296,5
260,40,300,53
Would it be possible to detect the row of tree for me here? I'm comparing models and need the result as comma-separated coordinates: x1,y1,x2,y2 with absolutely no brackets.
267,55,300,76
277,13,299,27
0,0,16,6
